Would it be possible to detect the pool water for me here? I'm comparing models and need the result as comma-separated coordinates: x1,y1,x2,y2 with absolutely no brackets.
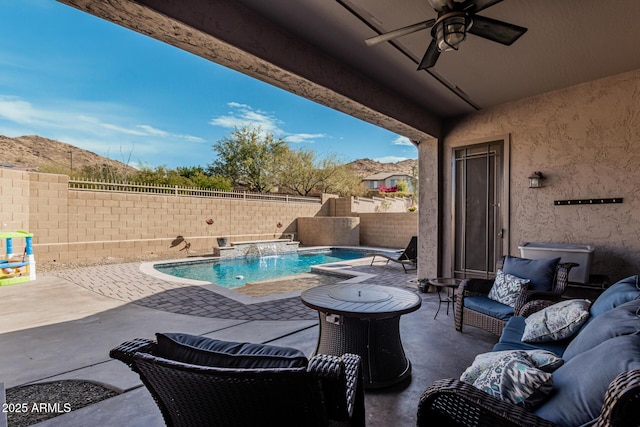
155,248,371,288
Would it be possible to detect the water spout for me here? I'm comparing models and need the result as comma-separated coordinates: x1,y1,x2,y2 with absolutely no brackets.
255,242,278,256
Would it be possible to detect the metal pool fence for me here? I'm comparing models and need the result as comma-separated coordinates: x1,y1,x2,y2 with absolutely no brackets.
68,179,322,204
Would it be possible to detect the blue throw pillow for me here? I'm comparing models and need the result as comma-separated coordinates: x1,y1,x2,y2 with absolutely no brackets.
534,334,640,427
503,256,561,292
156,332,308,369
589,275,640,318
563,299,640,361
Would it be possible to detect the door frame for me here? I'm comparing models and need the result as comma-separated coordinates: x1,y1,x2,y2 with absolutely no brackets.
449,134,511,278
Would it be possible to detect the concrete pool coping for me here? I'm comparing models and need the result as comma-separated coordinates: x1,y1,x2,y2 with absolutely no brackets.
139,245,399,305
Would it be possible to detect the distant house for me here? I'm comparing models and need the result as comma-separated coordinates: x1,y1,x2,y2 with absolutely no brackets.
362,172,414,193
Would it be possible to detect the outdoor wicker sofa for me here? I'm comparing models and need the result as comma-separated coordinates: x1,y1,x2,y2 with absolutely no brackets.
454,256,577,336
418,275,640,427
110,333,365,427
417,370,640,427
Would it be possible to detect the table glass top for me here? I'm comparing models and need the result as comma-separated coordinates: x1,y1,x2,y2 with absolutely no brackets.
301,283,421,316
328,287,392,303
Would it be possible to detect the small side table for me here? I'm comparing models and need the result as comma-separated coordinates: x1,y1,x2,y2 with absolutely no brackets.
427,278,463,319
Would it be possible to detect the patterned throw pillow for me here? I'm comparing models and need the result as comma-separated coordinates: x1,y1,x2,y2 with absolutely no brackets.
522,299,591,342
472,352,554,409
525,349,565,372
460,349,563,384
488,270,530,307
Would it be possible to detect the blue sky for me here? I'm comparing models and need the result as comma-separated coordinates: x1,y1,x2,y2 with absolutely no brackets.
0,0,417,169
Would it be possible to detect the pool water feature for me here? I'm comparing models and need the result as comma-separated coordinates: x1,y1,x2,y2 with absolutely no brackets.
155,248,371,288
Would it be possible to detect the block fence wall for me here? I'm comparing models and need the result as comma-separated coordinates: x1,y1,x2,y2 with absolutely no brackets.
0,169,329,263
0,169,419,264
358,212,418,249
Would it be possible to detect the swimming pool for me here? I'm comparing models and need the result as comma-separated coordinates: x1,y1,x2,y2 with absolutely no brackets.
154,248,372,288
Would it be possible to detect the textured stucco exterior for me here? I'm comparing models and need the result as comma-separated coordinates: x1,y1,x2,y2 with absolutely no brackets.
417,138,440,279
440,69,640,282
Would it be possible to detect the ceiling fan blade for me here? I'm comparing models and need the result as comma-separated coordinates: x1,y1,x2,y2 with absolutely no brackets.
468,15,527,45
462,0,503,14
365,19,435,46
417,39,440,70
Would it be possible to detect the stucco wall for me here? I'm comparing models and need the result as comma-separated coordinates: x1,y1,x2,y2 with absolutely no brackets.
441,69,640,282
417,138,440,279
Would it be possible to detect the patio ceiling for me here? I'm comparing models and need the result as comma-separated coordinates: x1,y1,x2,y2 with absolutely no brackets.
57,0,640,141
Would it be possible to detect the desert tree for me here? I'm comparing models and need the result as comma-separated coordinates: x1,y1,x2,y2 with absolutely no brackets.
322,163,367,197
276,148,341,196
208,126,288,193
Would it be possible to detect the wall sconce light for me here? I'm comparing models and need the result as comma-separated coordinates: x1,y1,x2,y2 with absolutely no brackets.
528,171,545,188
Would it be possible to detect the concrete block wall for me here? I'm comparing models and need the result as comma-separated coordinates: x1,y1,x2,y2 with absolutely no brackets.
1,169,419,264
1,170,330,264
328,197,356,217
359,212,418,249
51,193,327,263
297,217,360,246
352,196,413,213
0,168,32,255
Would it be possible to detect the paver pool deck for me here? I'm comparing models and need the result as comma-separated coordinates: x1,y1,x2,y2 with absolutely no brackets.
0,256,497,427
47,257,408,320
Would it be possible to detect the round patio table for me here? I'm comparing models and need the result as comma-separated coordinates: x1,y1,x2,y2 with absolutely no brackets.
301,283,421,389
427,277,463,319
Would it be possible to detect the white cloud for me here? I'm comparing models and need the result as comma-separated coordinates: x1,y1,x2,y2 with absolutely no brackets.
210,102,326,144
0,96,70,128
210,102,283,135
392,135,414,146
101,122,149,136
137,124,168,137
0,95,207,148
136,124,206,143
179,134,207,143
227,101,251,109
284,133,326,143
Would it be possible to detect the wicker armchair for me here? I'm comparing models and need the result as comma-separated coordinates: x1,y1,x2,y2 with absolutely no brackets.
110,338,365,427
416,370,640,427
454,258,577,336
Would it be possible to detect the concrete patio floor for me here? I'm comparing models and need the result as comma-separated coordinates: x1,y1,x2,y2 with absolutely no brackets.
0,259,498,427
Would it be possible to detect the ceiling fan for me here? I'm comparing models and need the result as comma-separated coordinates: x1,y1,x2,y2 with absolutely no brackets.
365,0,527,70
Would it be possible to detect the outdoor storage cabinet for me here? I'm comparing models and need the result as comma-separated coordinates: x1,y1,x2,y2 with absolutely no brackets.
519,242,594,284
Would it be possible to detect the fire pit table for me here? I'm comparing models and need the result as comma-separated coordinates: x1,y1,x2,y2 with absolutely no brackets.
301,283,421,389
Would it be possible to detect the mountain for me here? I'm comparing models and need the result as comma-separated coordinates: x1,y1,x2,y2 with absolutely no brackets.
347,158,417,178
0,134,416,178
0,135,136,173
